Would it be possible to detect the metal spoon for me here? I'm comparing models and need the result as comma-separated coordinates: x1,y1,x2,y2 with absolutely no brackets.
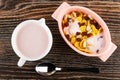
35,62,99,76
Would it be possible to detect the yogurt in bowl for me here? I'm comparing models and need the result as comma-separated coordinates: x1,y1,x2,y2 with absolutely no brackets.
52,2,117,62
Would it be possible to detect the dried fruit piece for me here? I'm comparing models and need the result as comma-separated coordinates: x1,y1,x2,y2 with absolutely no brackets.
76,38,81,41
80,23,85,26
96,49,99,53
79,39,85,48
81,19,87,25
80,25,86,32
91,24,99,36
76,32,81,35
65,34,71,41
79,48,92,53
83,14,90,20
74,41,80,49
98,27,103,33
87,33,92,37
71,36,76,44
81,32,87,37
75,16,82,22
72,11,77,17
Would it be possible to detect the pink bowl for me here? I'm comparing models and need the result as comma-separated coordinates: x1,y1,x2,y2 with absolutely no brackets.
52,2,117,62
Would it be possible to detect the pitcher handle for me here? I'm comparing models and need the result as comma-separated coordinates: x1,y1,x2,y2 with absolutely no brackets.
17,58,26,67
98,42,117,62
52,2,70,21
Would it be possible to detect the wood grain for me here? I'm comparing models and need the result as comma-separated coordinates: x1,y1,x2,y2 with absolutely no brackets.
0,0,120,79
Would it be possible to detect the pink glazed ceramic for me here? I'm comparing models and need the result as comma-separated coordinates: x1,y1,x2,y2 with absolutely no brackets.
52,2,117,62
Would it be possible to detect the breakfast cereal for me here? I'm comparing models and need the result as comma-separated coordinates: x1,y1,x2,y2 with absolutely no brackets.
62,11,104,54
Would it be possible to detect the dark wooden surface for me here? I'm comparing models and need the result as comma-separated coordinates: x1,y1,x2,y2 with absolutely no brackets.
0,0,120,79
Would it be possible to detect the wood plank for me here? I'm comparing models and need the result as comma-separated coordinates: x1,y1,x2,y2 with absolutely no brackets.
0,0,120,79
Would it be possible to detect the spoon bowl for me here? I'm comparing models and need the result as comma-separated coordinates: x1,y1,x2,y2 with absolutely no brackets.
35,63,61,76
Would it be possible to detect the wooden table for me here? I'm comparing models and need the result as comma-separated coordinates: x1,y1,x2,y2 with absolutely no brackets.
0,0,120,79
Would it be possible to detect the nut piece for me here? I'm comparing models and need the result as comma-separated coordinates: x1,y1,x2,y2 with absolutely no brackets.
86,25,92,34
83,40,87,48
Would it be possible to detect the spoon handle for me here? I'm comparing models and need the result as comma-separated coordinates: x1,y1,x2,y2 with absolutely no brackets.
61,67,99,73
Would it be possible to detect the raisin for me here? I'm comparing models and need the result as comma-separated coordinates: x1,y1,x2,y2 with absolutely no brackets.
96,49,99,53
94,22,99,27
64,22,69,26
95,23,101,29
90,19,96,24
81,32,87,36
99,28,103,33
76,32,81,35
75,11,80,17
78,22,81,27
83,15,90,20
67,17,71,22
80,23,85,26
87,33,92,37
65,34,70,41
76,38,81,41
100,36,103,38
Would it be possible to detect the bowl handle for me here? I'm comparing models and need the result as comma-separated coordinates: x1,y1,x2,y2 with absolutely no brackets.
98,42,117,62
52,2,70,21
